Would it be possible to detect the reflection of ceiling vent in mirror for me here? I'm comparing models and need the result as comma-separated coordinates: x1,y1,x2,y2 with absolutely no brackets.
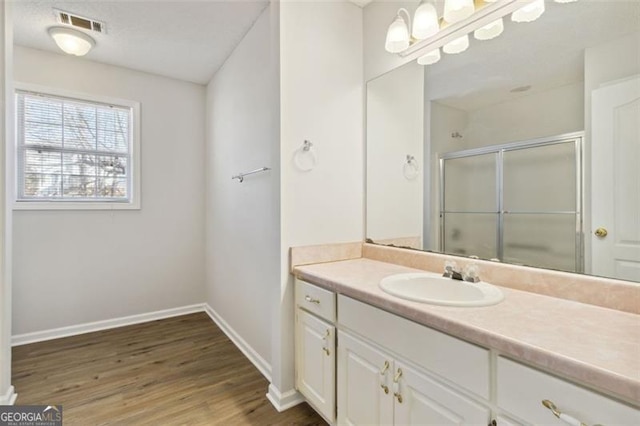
54,9,105,33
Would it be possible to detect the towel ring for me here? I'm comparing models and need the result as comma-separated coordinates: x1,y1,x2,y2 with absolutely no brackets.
294,140,317,172
403,155,419,180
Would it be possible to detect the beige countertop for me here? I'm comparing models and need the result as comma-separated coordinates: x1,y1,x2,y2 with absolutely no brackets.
293,258,640,406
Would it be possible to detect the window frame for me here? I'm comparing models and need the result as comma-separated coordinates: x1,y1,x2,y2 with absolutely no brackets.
13,83,141,210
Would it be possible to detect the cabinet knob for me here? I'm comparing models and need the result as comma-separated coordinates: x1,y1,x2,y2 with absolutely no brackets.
380,384,389,394
322,347,330,356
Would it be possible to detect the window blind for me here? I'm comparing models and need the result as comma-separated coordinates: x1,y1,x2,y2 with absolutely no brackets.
16,90,132,202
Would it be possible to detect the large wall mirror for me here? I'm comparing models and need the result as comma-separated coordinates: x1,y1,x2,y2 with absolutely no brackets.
366,0,640,283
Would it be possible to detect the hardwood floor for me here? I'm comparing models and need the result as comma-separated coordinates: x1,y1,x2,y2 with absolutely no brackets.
12,313,326,425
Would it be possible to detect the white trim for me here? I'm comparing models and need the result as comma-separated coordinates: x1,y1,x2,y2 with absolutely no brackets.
203,303,272,382
12,82,141,211
266,384,305,412
11,304,205,346
0,386,17,405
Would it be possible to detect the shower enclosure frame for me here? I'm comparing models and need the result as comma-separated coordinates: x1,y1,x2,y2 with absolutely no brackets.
439,132,584,273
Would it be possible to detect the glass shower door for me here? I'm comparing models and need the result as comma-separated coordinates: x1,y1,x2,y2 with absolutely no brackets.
502,141,580,272
441,153,498,260
440,135,582,273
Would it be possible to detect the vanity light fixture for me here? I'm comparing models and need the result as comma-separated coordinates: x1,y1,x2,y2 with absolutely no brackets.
474,18,504,40
48,26,95,56
386,0,573,65
384,9,411,53
417,48,441,65
512,0,546,23
443,34,470,54
412,1,440,40
444,0,475,24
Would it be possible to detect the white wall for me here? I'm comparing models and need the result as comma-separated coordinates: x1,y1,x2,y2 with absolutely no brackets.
464,83,584,148
205,6,277,374
273,0,363,399
12,46,206,335
367,62,423,245
1,0,14,404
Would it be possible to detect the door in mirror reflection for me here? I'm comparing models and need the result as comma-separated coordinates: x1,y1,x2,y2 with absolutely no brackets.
591,76,640,282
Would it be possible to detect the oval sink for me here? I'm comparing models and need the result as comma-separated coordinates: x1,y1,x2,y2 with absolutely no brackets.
379,273,504,307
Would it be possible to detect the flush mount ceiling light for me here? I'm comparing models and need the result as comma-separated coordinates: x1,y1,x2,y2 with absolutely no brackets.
48,26,95,56
554,0,578,3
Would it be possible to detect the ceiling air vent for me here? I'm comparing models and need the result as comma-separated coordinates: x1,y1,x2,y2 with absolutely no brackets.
54,9,106,34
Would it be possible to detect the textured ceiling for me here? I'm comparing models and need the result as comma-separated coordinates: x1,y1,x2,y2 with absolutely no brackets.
13,0,269,84
423,0,640,111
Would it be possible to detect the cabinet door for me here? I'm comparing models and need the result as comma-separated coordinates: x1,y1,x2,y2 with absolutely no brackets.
295,309,335,422
393,361,491,425
338,331,394,426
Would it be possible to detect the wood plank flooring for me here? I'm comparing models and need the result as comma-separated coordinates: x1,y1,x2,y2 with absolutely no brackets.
12,313,326,425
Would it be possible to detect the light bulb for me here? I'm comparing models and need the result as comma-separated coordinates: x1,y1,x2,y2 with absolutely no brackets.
412,1,439,40
474,18,504,41
385,14,410,53
417,48,441,65
512,0,546,23
444,0,475,24
443,34,469,54
48,27,95,56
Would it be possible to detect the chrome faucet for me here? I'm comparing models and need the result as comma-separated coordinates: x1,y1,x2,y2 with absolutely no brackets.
443,260,480,283
443,261,463,280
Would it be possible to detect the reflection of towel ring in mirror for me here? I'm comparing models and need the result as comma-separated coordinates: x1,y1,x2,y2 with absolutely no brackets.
403,155,419,180
293,140,318,172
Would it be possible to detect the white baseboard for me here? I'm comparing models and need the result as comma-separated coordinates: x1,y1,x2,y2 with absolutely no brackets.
0,386,17,405
11,304,206,346
203,304,272,381
266,384,304,412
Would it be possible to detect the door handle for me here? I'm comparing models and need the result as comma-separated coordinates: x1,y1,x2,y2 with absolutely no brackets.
594,227,608,238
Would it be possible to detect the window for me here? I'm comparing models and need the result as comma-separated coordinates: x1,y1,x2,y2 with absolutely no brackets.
15,85,140,209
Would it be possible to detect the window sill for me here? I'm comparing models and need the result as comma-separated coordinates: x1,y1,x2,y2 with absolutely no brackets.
13,200,140,211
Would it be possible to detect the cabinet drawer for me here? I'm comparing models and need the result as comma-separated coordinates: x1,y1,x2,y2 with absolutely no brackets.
338,295,490,399
295,279,336,322
497,357,640,425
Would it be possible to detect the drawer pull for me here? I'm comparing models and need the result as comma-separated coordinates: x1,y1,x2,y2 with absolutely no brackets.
380,384,389,394
393,368,403,404
380,360,390,375
322,346,330,356
323,329,330,340
304,295,320,304
542,400,587,426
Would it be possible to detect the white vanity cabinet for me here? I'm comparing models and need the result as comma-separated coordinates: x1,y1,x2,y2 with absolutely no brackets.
337,295,491,425
496,357,640,425
294,279,337,423
294,279,640,425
